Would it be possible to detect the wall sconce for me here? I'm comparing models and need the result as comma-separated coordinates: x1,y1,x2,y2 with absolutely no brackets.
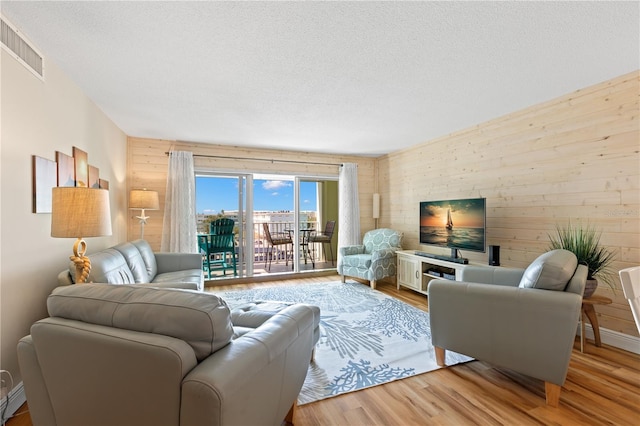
51,187,112,283
130,189,159,239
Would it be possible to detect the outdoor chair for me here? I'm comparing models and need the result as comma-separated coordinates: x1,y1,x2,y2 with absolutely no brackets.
309,220,336,266
262,223,293,271
199,218,237,279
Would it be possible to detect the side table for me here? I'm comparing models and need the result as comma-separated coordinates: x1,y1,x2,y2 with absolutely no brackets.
580,295,612,352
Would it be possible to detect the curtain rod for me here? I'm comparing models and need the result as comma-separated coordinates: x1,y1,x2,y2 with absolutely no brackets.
165,151,343,167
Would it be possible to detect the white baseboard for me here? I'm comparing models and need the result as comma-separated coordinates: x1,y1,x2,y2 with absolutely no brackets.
0,381,26,423
581,324,640,354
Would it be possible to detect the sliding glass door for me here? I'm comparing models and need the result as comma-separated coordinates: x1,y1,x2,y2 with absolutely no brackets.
195,173,251,279
196,171,338,280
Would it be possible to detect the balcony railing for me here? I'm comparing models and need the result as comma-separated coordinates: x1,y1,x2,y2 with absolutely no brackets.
199,221,321,269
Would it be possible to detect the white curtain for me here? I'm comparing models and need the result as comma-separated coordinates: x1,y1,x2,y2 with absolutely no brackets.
161,151,198,253
338,163,361,261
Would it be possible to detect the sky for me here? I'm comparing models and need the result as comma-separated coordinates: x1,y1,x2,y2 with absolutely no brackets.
419,198,485,228
196,176,317,214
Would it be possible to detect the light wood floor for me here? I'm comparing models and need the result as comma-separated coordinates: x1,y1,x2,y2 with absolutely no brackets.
7,275,640,425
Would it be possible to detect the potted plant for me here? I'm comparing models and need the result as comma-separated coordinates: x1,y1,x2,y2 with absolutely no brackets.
548,221,616,298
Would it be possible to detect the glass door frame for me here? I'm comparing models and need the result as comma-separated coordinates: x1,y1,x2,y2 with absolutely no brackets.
293,176,339,272
195,171,253,279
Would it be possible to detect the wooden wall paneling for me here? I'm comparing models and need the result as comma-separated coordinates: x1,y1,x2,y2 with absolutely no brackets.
127,138,377,250
378,70,639,337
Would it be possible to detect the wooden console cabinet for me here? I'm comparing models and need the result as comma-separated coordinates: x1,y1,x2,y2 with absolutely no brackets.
396,250,480,295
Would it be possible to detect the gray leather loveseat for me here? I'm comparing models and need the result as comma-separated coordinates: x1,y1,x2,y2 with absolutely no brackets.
57,239,204,291
18,284,319,426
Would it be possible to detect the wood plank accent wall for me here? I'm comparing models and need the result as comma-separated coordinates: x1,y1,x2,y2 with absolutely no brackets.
377,71,640,337
127,138,377,250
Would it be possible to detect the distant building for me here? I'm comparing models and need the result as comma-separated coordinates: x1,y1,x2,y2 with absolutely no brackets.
197,210,317,234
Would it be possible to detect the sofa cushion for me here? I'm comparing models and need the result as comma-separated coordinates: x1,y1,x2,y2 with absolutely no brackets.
70,249,136,284
342,253,372,269
518,249,578,291
230,301,322,342
47,284,233,361
112,242,150,283
131,239,158,279
363,228,403,253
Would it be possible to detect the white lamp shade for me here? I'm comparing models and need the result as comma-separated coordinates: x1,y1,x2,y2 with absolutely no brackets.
51,187,112,238
129,189,159,210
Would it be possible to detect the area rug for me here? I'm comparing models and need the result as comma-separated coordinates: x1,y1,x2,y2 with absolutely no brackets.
216,281,472,405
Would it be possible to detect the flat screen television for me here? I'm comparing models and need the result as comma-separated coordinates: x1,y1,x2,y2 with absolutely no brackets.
419,197,486,260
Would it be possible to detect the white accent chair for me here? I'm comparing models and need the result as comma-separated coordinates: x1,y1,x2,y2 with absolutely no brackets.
619,266,640,334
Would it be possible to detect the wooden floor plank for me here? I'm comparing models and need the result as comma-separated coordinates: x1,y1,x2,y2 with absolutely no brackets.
7,275,640,426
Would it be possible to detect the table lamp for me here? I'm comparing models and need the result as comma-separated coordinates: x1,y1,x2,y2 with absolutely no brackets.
51,187,112,284
129,189,159,238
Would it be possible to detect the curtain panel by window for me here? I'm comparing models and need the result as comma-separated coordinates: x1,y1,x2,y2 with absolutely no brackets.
161,151,198,253
338,163,361,264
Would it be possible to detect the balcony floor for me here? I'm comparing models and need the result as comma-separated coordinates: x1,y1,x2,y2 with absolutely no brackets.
203,258,336,282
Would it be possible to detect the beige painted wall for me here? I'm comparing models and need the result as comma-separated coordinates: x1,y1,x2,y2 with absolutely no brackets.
0,50,127,385
378,71,640,337
127,138,377,249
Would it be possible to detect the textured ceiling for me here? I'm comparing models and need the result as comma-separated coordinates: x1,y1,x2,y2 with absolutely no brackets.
2,1,638,156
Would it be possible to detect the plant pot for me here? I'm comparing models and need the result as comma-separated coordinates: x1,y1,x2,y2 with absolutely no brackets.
583,279,598,298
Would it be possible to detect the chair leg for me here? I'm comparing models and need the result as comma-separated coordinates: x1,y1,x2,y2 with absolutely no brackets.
370,280,376,289
341,275,346,283
545,382,561,407
328,243,334,266
284,401,296,426
232,248,237,277
266,246,272,271
435,346,446,367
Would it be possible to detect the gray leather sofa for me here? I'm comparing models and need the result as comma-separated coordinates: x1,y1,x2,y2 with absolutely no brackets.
57,239,204,291
18,284,319,426
428,249,587,407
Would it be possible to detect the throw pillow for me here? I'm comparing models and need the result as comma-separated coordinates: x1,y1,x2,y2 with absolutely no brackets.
518,249,578,291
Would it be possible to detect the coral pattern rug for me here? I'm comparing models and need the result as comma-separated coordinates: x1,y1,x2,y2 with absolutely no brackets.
217,281,472,404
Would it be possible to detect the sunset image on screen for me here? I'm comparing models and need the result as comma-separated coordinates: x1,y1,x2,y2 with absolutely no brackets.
420,199,484,228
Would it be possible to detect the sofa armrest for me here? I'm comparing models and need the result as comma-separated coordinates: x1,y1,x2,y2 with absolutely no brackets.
155,252,203,274
17,336,56,426
428,280,582,385
460,266,525,286
22,317,198,425
339,245,365,257
180,304,316,426
57,270,74,286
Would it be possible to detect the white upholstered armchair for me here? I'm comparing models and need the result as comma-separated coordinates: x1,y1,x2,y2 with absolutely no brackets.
337,228,403,289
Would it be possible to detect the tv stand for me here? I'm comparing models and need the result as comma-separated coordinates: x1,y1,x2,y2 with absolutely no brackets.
414,251,469,264
397,250,476,295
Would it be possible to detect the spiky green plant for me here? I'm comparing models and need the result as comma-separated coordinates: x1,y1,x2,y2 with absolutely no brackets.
548,221,616,290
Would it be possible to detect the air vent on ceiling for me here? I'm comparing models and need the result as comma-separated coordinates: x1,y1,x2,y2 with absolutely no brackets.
1,15,44,79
